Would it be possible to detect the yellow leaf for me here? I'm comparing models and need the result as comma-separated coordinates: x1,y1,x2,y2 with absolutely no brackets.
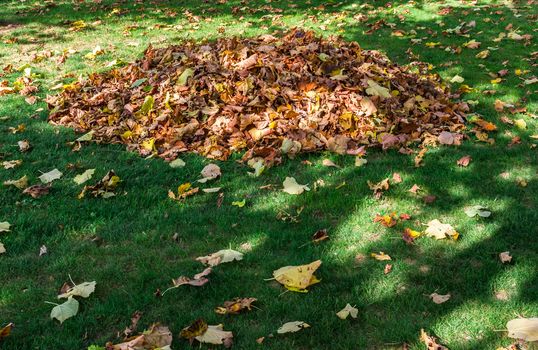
514,119,527,130
336,304,358,320
272,260,321,292
141,138,155,152
231,199,246,207
371,252,391,261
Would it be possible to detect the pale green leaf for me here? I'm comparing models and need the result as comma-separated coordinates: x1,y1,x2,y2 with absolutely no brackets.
177,68,194,86
39,169,63,184
50,297,79,324
73,169,95,185
58,281,96,299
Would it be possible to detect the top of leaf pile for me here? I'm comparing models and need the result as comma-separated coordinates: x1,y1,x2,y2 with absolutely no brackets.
47,29,467,165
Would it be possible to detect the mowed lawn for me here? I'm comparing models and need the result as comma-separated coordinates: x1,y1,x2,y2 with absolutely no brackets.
0,0,537,349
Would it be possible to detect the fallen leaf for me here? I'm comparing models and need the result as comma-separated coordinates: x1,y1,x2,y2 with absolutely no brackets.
499,251,512,263
0,323,14,340
409,184,421,193
196,249,243,266
355,157,367,167
282,177,310,195
169,158,186,168
198,164,221,183
39,168,63,184
384,264,393,274
322,159,339,168
3,175,28,189
420,329,448,350
457,155,472,167
73,169,95,185
438,131,455,145
374,213,397,227
79,170,120,198
371,252,392,261
0,222,11,233
311,229,329,243
169,268,212,291
58,281,96,299
366,79,391,98
180,319,208,340
17,140,31,152
429,293,451,304
272,260,321,292
392,172,402,183
2,160,22,169
110,323,172,350
277,321,310,334
23,184,50,198
506,318,538,341
123,310,142,339
39,245,48,256
50,297,79,324
195,324,233,348
425,219,459,240
367,178,390,198
0,242,5,254
336,304,358,320
231,199,246,207
464,205,491,218
215,298,257,315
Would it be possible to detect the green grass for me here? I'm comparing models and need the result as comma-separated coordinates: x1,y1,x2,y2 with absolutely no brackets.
0,0,537,349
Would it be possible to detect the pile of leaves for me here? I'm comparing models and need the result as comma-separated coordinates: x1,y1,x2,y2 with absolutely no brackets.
47,29,468,164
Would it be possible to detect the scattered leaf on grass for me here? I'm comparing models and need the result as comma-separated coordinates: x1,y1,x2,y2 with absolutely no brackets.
336,304,358,320
39,168,63,184
169,158,186,168
180,319,208,341
367,178,390,198
402,228,422,244
50,297,79,324
17,140,31,152
311,229,329,243
39,245,47,256
23,184,50,198
272,260,321,292
425,219,459,240
3,175,28,189
464,205,491,218
420,329,448,350
506,318,538,342
79,170,120,199
0,323,14,340
384,264,393,274
58,281,96,299
277,321,310,334
196,249,243,267
322,159,339,168
0,222,11,233
215,298,257,315
499,251,512,264
231,199,246,207
198,164,221,183
457,155,472,167
371,252,392,261
2,160,22,169
374,213,397,227
282,177,310,195
73,169,95,185
429,293,451,304
166,268,212,294
0,242,5,254
195,324,233,348
109,323,172,350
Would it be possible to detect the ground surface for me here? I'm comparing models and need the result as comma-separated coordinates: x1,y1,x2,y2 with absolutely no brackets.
0,0,537,349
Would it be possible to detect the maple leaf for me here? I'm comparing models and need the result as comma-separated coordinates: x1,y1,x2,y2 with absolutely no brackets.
420,329,448,350
23,184,50,198
109,323,173,350
3,175,28,189
58,281,96,299
39,168,63,184
282,177,310,195
506,318,538,341
371,252,391,261
215,298,257,315
73,169,95,185
425,219,459,240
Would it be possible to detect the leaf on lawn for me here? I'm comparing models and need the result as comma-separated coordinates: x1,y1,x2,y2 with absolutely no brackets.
0,242,5,254
425,219,459,240
420,329,448,350
231,199,246,207
499,251,512,264
367,178,390,199
402,228,422,244
0,222,11,233
169,268,212,292
39,168,63,184
180,319,208,341
79,170,120,199
198,164,221,183
202,187,221,193
17,140,32,152
311,229,329,243
123,310,142,339
277,321,310,334
50,297,79,324
371,252,392,261
73,169,95,185
336,304,358,320
322,159,339,168
75,131,94,142
272,260,321,292
282,177,310,195
355,157,367,167
168,158,186,168
215,298,257,315
196,249,243,267
0,323,14,340
58,281,96,299
506,318,538,342
23,184,50,198
373,213,397,227
3,175,28,189
2,160,22,169
438,131,456,145
429,293,451,304
195,324,233,348
457,155,472,167
109,323,172,350
464,205,491,218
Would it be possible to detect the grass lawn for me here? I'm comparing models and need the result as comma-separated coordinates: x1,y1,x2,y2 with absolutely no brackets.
0,0,537,349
